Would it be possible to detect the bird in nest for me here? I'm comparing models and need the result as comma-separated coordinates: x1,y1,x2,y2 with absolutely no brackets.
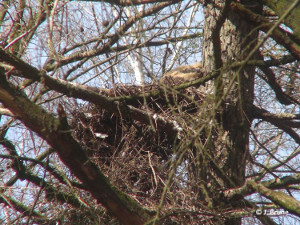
159,62,203,85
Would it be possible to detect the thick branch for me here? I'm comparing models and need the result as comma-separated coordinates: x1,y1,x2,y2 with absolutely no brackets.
225,174,300,199
0,138,89,210
211,0,232,70
0,193,46,220
23,170,89,209
263,174,300,189
252,105,300,145
231,2,300,60
263,0,300,41
252,106,300,126
0,47,181,139
0,107,13,116
0,72,153,225
0,152,85,190
257,53,299,105
5,148,54,187
248,180,300,217
224,175,300,217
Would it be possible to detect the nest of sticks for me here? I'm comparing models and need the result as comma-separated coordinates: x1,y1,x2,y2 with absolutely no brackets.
70,83,217,222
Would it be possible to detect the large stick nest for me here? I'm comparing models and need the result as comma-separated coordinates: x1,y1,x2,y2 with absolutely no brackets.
70,84,220,223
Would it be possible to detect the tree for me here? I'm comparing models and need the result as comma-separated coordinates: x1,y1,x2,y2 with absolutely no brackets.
0,0,299,224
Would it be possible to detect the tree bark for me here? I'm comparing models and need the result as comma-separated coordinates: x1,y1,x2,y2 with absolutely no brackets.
201,0,261,224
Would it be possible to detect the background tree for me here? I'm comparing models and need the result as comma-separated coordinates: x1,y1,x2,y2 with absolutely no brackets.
0,0,299,224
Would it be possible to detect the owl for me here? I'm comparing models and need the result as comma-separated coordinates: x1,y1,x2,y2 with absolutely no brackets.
159,62,203,85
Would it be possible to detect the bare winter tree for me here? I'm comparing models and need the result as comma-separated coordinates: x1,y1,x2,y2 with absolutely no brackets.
0,0,299,224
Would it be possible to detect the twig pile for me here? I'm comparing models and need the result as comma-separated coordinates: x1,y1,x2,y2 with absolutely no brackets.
70,84,219,223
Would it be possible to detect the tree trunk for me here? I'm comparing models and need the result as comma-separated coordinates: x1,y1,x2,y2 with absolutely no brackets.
201,0,261,224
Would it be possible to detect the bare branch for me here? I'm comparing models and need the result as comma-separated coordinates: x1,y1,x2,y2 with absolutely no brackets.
251,105,300,145
231,2,300,60
257,53,299,105
0,72,153,225
248,180,300,217
47,1,180,70
74,0,176,6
